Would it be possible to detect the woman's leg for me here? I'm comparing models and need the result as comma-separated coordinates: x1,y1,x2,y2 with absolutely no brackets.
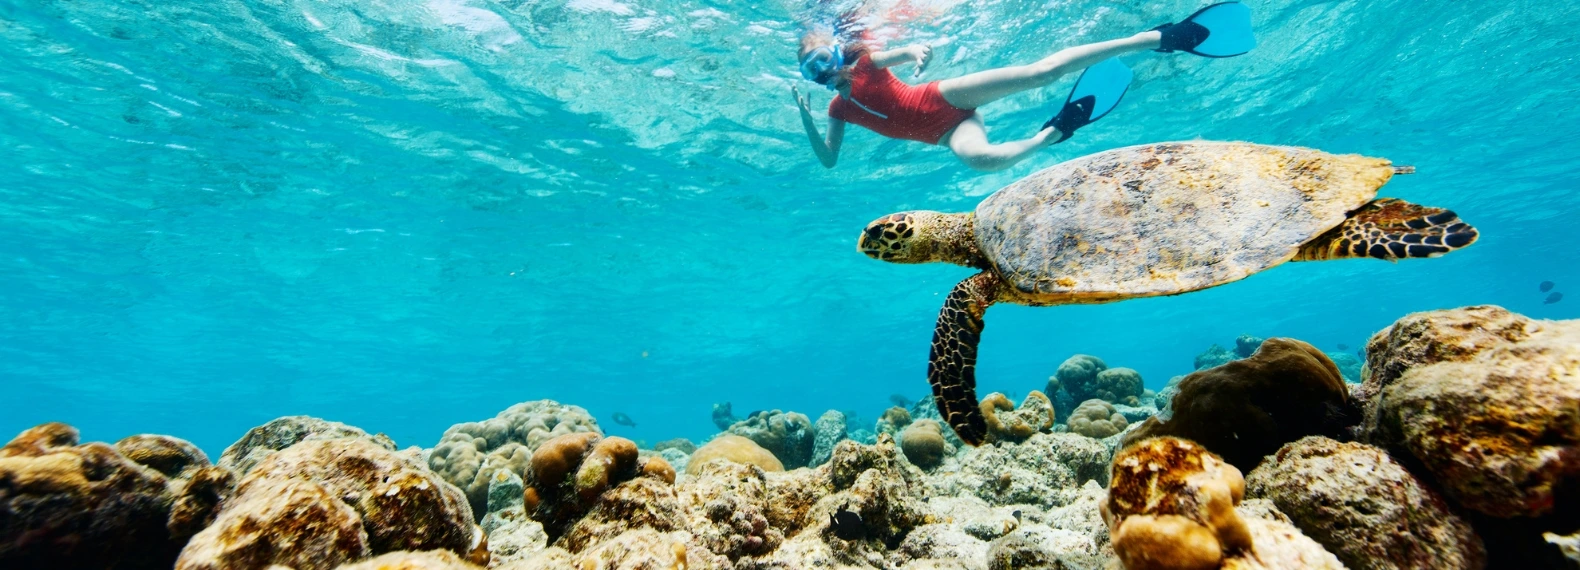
938,31,1161,110
942,115,1056,172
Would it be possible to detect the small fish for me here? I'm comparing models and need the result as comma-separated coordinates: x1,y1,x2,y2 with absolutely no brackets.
889,393,911,408
1336,343,1349,351
830,509,865,541
611,412,636,427
1541,281,1556,292
1546,292,1564,305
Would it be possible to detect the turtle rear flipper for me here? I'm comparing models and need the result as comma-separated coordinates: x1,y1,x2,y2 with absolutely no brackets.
928,272,999,446
1294,198,1478,262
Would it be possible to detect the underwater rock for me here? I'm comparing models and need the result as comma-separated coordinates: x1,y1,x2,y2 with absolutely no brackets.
1050,354,1107,404
689,433,783,475
116,434,210,479
850,428,879,445
166,465,237,543
1361,305,1580,518
1103,437,1252,570
811,410,848,467
980,391,1056,443
428,400,602,516
558,476,685,553
653,437,696,455
894,523,991,569
217,415,396,476
1234,335,1265,358
711,402,739,431
1325,351,1364,384
900,420,949,470
522,433,658,543
0,423,185,570
1245,436,1484,570
177,477,370,570
984,526,1099,570
1124,338,1353,471
760,436,931,568
1110,403,1158,425
727,409,816,469
1067,399,1129,439
1231,502,1346,570
658,448,690,475
1154,375,1185,415
478,468,548,567
334,549,483,570
180,436,478,569
877,405,915,438
932,432,1108,508
1193,344,1236,370
677,459,787,560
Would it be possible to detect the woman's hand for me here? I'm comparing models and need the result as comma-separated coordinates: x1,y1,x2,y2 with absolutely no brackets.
911,44,933,78
792,85,815,117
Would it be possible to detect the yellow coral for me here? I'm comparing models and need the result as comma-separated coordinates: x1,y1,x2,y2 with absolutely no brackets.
686,435,784,475
1105,437,1251,570
898,420,947,469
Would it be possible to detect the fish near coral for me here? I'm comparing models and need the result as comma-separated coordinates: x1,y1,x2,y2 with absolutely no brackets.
611,412,637,427
1546,292,1563,304
830,509,866,541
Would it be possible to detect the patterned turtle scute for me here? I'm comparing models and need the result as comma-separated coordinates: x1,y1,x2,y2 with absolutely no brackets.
972,142,1394,303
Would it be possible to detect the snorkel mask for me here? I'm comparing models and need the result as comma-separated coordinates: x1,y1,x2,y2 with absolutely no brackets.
799,44,844,89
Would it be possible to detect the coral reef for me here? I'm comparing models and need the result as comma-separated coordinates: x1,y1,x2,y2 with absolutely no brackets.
116,434,210,479
877,405,914,437
217,415,396,475
727,409,816,469
812,410,848,467
979,391,1056,444
1326,351,1363,384
1234,335,1264,358
1245,436,1483,570
0,423,188,570
653,438,696,454
899,420,949,470
1359,305,1580,519
658,447,690,475
1124,338,1353,471
428,400,601,516
1067,399,1129,439
178,428,478,570
678,460,787,560
1193,345,1236,370
930,433,1108,508
334,549,481,570
1093,368,1144,406
558,477,684,553
478,468,548,567
688,434,784,475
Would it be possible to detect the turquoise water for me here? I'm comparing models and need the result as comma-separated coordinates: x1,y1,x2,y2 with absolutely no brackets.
2,0,1576,455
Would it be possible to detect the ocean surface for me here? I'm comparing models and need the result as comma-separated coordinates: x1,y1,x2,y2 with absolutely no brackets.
2,0,1576,455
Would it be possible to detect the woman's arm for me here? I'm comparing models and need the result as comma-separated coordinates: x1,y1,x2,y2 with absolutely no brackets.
794,86,844,168
870,44,932,76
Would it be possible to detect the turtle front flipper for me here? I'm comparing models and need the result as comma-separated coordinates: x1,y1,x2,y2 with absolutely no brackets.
928,271,1001,446
1294,198,1478,262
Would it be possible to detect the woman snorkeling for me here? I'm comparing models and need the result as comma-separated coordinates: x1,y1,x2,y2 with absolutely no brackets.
793,2,1256,171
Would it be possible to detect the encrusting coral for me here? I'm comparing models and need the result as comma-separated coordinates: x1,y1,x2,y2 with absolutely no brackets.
727,409,816,469
687,434,784,475
1103,437,1251,570
1245,436,1484,570
0,423,191,570
1359,305,1580,519
1067,399,1130,439
217,415,397,475
979,391,1055,443
1124,338,1353,471
899,419,948,470
519,432,678,546
428,400,602,516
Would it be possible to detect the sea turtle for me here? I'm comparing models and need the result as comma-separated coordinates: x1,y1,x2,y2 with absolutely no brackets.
857,141,1478,445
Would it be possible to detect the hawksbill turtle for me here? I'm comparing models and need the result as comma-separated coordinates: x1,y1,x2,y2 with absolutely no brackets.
857,141,1478,445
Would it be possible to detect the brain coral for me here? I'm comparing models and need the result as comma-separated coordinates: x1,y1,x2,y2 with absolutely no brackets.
687,434,784,475
1124,338,1352,471
1052,354,1108,402
428,400,602,516
522,433,664,544
898,420,948,469
1093,367,1144,406
726,409,815,469
1104,437,1250,570
1067,399,1129,439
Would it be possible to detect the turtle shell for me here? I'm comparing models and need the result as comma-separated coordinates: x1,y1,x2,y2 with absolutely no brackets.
973,142,1396,304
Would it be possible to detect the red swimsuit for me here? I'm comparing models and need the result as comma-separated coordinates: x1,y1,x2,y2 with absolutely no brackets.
827,54,977,145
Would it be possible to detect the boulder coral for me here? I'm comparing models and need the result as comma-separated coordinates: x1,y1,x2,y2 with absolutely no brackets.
1103,437,1251,570
1067,399,1129,439
1360,305,1580,518
877,406,914,437
899,420,949,470
0,423,188,570
1093,368,1145,406
520,433,674,545
1050,354,1107,402
177,434,478,570
1245,436,1484,570
811,410,848,467
1124,338,1353,471
979,391,1055,443
727,409,816,469
216,415,396,476
687,434,784,475
427,400,602,516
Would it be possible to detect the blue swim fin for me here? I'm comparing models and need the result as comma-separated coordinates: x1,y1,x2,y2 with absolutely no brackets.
1043,57,1132,143
1154,2,1256,58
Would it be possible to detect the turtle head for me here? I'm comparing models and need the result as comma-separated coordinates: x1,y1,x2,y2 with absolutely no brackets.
858,211,982,267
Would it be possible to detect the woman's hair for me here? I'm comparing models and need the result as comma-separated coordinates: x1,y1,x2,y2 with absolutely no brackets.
797,27,869,62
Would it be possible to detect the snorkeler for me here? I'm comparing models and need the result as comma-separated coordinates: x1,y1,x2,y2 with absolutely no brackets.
793,2,1256,171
